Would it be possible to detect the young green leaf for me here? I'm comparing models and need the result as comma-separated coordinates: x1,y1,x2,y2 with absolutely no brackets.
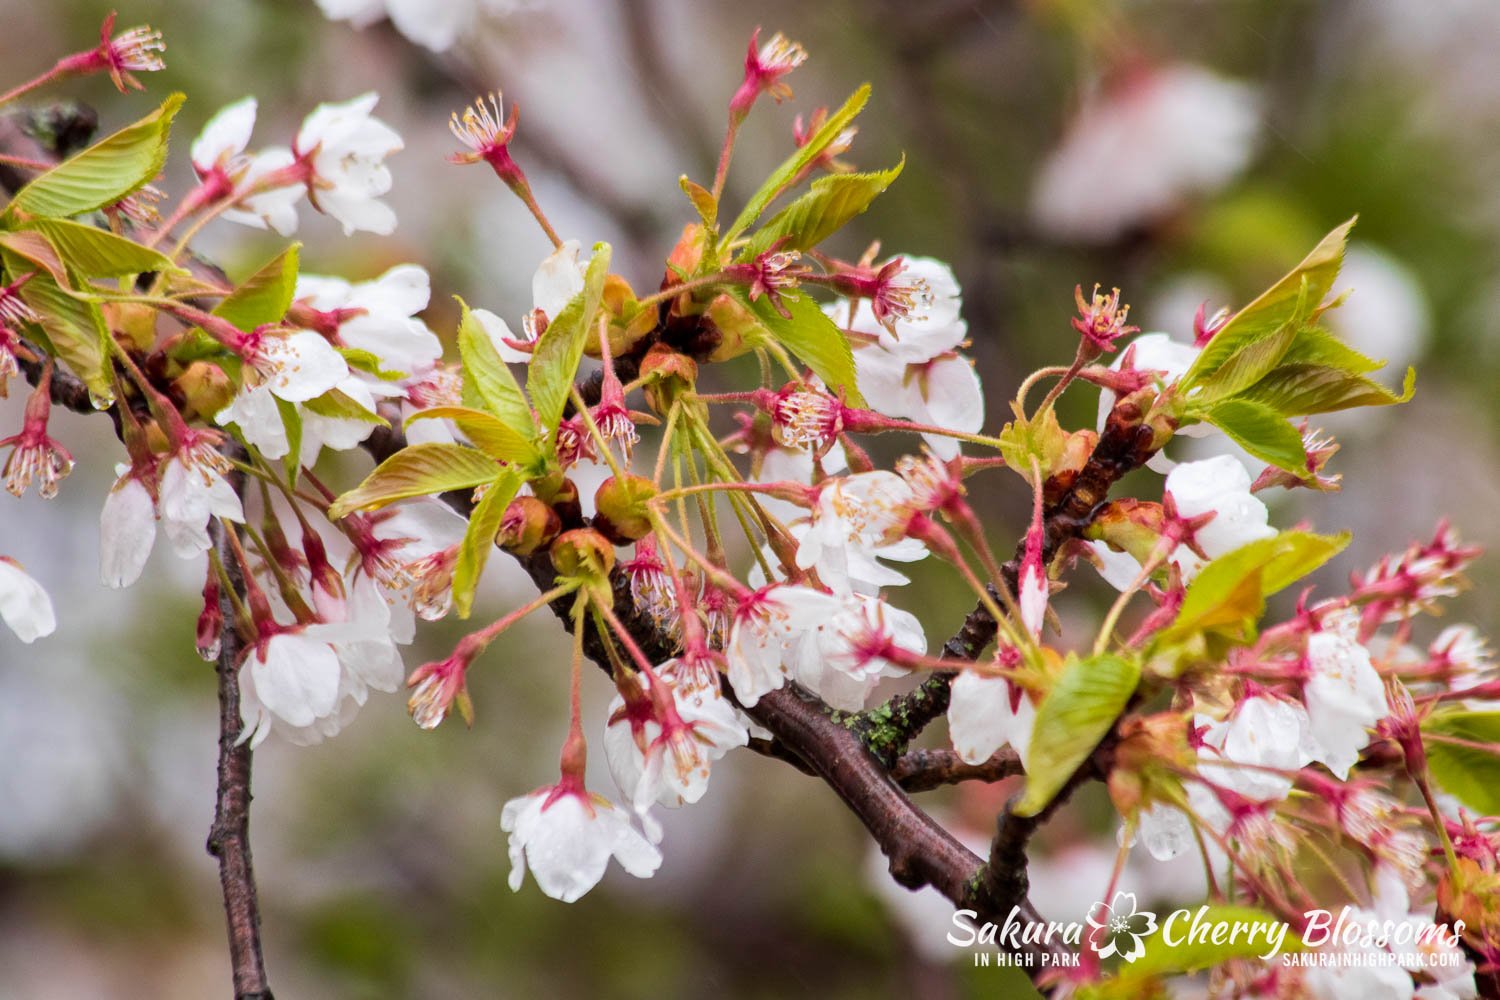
213,244,301,332
744,291,866,407
451,469,523,618
21,218,177,278
1201,398,1308,475
406,406,542,467
328,442,502,518
1422,711,1500,816
302,388,385,424
996,402,1067,487
455,296,535,438
5,93,185,220
1182,217,1354,391
1015,653,1140,817
678,175,718,227
739,158,904,260
274,395,303,482
1277,325,1385,374
1157,531,1350,644
1236,363,1416,417
1,247,110,397
722,84,871,244
528,243,611,441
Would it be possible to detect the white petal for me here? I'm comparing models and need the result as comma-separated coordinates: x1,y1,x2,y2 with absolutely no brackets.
99,477,157,588
0,560,56,643
191,97,257,172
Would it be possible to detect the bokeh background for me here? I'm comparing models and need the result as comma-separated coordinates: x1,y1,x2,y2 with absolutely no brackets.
1,0,1498,997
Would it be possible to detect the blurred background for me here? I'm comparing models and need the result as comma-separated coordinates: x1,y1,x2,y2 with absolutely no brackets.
1,0,1498,996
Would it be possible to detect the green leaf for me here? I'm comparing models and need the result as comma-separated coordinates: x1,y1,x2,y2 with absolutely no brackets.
1237,364,1416,418
744,290,866,407
0,229,71,286
22,218,177,278
678,175,717,226
1016,654,1140,817
1202,399,1307,475
996,403,1067,486
339,346,405,381
1278,325,1385,374
1157,531,1349,644
1422,711,1500,816
406,406,542,466
722,84,871,244
213,244,301,331
1126,906,1298,978
1,247,110,398
528,243,611,441
1185,319,1299,404
6,93,185,220
1182,218,1354,392
740,158,904,260
328,442,502,518
455,297,535,438
275,396,303,482
452,470,523,618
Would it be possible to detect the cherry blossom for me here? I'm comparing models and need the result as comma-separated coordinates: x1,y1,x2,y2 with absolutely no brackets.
1196,695,1317,802
293,93,403,236
948,669,1035,768
725,583,844,706
794,471,925,595
1031,64,1262,243
0,557,55,644
501,781,662,903
98,464,158,588
1303,609,1389,779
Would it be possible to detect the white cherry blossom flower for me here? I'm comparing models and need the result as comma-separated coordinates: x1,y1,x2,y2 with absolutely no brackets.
190,97,258,179
799,594,924,710
1303,609,1388,779
1196,695,1317,802
501,782,662,903
1097,331,1204,472
99,465,157,588
948,670,1035,768
1031,64,1262,243
1165,455,1277,578
852,347,984,461
295,264,442,375
294,93,403,236
239,628,344,743
483,240,586,363
605,663,748,812
795,471,925,595
222,147,304,236
158,445,245,558
0,557,55,643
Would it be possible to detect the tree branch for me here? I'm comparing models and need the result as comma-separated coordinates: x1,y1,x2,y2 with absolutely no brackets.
205,448,274,1000
891,747,1022,792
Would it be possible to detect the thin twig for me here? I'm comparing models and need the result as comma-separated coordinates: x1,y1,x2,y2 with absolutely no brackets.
205,447,275,1000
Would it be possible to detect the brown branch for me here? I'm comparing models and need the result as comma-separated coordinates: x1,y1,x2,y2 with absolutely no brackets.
891,747,1022,792
205,449,274,1000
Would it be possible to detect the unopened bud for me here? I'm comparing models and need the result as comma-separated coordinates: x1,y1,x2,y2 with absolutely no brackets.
550,528,616,599
498,496,561,555
593,474,657,545
106,302,158,353
197,571,222,662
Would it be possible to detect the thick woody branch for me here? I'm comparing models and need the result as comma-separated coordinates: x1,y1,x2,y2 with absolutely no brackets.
206,450,274,1000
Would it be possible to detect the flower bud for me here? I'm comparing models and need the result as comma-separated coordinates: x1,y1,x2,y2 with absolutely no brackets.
550,528,616,600
174,361,235,421
197,571,223,663
498,496,561,555
639,344,698,414
593,474,657,545
105,301,158,353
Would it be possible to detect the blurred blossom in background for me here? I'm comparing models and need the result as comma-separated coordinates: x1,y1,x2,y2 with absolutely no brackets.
0,0,1497,996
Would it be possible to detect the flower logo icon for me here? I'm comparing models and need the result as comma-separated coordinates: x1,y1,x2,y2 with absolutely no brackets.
1086,892,1159,963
